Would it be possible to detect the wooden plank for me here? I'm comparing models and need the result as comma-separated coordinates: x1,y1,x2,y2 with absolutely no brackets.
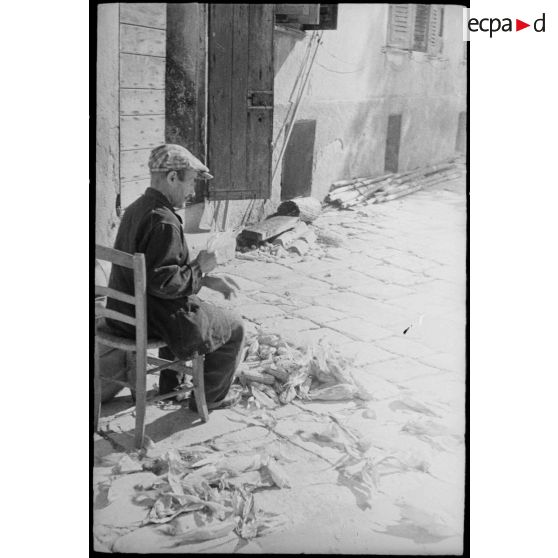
208,4,233,196
120,115,165,150
120,53,165,89
120,23,166,56
95,286,136,306
133,253,148,449
120,3,166,30
121,179,151,208
120,148,151,181
96,307,137,327
231,4,249,193
146,356,190,376
246,4,274,199
241,215,299,242
96,244,135,268
120,88,164,115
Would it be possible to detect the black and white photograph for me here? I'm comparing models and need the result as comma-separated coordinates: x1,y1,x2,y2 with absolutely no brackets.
93,2,467,554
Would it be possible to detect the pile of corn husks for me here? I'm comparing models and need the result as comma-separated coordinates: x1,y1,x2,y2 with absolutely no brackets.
236,238,327,263
110,445,289,545
239,332,374,406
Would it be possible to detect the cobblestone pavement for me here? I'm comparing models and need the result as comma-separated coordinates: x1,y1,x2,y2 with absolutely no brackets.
94,177,466,554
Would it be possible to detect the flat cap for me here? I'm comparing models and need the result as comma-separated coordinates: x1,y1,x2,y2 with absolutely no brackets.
148,144,213,179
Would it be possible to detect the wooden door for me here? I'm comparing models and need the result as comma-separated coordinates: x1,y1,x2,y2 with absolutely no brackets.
208,4,274,200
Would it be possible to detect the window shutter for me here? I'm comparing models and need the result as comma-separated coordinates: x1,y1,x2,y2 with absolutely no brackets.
413,4,430,52
275,4,320,25
387,4,412,50
428,5,443,55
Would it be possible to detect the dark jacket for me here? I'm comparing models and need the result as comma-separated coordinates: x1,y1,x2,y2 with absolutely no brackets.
106,188,214,358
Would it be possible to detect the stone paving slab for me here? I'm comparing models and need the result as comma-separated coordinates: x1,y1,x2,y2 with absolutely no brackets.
312,268,379,289
348,280,415,301
415,351,465,375
364,356,446,383
386,292,460,318
239,303,287,321
320,292,410,325
257,315,319,334
327,317,393,343
280,327,354,349
342,341,399,365
293,305,347,324
368,264,432,287
376,335,440,359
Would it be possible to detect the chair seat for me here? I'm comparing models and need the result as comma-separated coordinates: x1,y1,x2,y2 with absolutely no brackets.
96,322,166,351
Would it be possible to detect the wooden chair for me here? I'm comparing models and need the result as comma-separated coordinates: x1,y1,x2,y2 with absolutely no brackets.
94,244,209,449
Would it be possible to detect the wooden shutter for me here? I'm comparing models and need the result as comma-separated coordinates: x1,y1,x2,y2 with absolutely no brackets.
276,4,320,25
208,4,274,200
428,5,444,55
118,3,167,209
387,4,412,50
413,4,430,52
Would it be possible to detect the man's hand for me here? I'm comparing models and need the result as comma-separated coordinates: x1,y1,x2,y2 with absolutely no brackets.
195,250,218,274
201,275,240,300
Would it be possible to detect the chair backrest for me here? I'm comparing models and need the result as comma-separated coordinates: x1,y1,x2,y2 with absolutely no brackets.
94,245,148,349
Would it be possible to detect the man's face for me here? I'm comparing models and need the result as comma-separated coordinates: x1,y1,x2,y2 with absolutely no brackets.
167,169,198,208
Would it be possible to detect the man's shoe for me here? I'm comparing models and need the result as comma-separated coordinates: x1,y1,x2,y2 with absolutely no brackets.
189,389,241,413
158,369,185,397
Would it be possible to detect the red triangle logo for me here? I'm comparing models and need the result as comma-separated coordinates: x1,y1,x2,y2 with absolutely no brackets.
516,19,530,31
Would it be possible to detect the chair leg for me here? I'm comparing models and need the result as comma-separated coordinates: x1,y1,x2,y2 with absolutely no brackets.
93,334,102,432
126,353,137,403
134,349,147,449
192,353,209,422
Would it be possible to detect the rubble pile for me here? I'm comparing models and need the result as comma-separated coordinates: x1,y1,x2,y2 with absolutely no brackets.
238,332,375,405
326,157,466,209
236,223,325,262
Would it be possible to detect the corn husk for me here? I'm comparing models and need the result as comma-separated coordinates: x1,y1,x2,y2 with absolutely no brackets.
265,458,291,488
262,365,289,383
164,516,237,544
250,385,279,409
247,339,259,356
309,383,359,401
241,370,275,386
258,346,277,360
297,376,312,399
257,334,281,346
215,454,265,476
278,384,297,405
256,383,281,404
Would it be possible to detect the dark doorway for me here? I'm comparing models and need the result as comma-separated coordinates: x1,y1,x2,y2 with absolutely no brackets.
455,111,467,154
384,113,402,173
281,119,316,200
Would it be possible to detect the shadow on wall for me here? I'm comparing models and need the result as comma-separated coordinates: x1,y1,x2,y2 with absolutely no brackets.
274,28,305,74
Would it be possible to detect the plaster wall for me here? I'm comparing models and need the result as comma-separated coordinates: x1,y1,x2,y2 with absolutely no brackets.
273,4,467,201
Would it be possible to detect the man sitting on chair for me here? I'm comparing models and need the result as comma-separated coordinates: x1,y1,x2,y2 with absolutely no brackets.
106,144,245,411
